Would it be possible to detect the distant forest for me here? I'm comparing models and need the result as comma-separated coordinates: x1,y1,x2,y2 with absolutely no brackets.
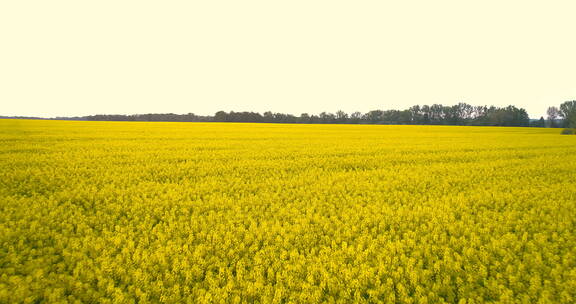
4,101,576,128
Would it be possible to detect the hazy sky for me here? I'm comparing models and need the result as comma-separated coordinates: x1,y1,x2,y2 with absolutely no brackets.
1,1,575,118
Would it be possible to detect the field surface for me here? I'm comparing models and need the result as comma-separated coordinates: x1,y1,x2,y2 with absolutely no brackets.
1,119,576,303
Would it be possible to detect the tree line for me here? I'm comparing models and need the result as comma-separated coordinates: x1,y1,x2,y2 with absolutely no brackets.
4,101,575,128
546,101,576,128
81,101,576,128
215,104,532,126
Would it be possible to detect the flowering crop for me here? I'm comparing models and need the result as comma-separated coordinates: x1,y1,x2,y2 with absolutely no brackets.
1,119,575,303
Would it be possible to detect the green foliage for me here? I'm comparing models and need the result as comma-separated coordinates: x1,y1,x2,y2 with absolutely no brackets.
1,120,575,303
559,100,576,128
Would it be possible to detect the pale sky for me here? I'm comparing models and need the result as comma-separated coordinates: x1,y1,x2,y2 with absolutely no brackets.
1,1,575,118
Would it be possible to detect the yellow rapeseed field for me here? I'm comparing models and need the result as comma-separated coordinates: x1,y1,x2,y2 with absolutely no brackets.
1,119,575,304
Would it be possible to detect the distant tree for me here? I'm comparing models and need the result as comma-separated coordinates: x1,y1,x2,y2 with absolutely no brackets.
299,113,310,123
214,111,228,122
365,110,384,123
398,110,412,124
408,105,422,124
547,106,560,128
420,105,431,124
559,100,576,128
473,106,488,125
309,114,320,123
381,110,400,124
262,111,274,123
447,103,474,125
335,110,348,123
461,103,475,121
319,112,336,123
350,112,363,123
183,113,197,122
272,113,297,123
429,104,444,124
508,106,530,127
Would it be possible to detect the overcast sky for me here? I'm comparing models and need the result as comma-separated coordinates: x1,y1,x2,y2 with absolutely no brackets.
1,1,575,118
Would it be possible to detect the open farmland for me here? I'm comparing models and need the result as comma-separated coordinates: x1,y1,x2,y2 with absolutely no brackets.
1,119,575,303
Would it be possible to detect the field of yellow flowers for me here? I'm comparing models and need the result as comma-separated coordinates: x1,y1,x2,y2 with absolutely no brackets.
1,119,575,303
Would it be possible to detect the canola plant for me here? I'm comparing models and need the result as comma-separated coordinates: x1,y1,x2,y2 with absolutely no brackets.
1,119,575,303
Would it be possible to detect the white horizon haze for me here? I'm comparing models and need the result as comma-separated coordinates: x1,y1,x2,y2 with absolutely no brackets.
1,1,575,119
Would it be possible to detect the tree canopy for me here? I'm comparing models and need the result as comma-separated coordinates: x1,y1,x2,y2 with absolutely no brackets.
6,101,574,128
68,103,533,127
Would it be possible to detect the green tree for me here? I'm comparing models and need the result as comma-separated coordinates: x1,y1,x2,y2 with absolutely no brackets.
559,100,576,128
547,106,560,128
